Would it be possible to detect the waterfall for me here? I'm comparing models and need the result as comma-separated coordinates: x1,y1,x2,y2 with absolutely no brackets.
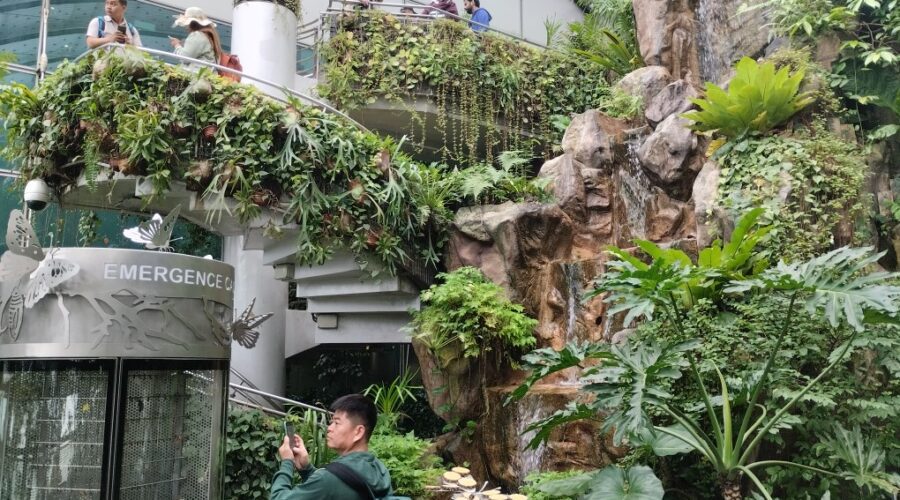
616,136,653,242
695,0,724,84
516,395,548,482
560,262,582,344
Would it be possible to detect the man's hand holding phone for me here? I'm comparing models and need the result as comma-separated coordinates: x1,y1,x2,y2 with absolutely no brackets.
277,421,310,469
114,25,128,44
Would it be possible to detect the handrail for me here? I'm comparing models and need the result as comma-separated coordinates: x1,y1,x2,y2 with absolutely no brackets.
335,0,548,50
0,168,21,179
230,383,332,415
72,43,370,133
230,397,288,417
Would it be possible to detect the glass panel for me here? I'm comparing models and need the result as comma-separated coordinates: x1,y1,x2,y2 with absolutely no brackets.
0,360,111,500
118,362,226,500
0,0,40,68
45,0,232,70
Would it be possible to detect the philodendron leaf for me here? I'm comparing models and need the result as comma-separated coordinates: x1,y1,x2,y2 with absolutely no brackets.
632,425,696,456
584,465,665,500
533,471,597,497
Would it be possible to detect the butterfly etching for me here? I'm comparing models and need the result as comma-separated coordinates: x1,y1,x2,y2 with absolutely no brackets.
203,297,273,349
123,205,181,251
0,210,80,341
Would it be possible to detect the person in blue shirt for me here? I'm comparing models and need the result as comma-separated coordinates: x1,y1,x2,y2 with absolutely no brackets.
463,0,492,32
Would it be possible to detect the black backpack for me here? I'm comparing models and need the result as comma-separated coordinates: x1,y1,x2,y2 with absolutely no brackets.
324,463,411,500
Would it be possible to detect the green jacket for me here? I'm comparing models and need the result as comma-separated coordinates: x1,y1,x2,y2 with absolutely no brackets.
270,452,394,500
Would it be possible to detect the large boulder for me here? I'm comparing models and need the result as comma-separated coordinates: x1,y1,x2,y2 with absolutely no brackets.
616,66,672,107
637,114,700,191
561,111,625,173
645,79,698,127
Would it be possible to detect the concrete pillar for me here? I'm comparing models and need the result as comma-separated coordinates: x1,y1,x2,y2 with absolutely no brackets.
225,0,297,397
224,236,288,397
231,0,298,96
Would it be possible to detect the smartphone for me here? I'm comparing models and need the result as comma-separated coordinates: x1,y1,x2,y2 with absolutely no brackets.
283,421,295,439
116,25,127,35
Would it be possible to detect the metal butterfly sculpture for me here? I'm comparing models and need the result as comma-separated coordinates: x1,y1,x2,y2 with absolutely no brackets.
204,298,273,349
123,205,181,251
0,210,80,341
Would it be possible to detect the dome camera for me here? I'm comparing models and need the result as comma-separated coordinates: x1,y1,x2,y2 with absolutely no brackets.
24,178,51,211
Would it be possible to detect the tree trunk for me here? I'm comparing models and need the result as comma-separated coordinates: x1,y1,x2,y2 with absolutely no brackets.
721,479,742,500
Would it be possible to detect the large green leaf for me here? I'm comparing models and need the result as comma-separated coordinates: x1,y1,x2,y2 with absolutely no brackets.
725,246,900,331
633,424,697,456
584,466,665,500
583,339,699,444
533,471,598,497
508,341,611,403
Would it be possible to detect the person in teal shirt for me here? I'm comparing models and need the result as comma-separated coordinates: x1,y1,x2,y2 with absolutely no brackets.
270,394,395,500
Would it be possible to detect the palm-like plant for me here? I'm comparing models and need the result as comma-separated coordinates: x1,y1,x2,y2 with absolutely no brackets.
510,213,900,499
364,369,422,432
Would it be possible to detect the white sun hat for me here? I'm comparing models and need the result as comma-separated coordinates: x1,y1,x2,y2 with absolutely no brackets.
173,7,216,28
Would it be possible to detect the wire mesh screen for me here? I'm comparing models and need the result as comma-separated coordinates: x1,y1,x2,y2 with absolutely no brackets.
118,367,225,500
0,360,110,500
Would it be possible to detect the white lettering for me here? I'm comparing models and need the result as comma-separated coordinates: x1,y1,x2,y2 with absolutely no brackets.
154,266,168,283
184,269,195,285
104,263,116,280
215,274,223,289
225,277,233,291
139,265,152,281
120,264,137,281
170,268,183,284
196,271,206,287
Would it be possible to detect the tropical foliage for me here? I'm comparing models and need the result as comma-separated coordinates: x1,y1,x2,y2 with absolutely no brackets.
364,369,422,431
0,49,542,277
318,11,610,163
683,57,815,141
412,267,538,360
510,211,900,498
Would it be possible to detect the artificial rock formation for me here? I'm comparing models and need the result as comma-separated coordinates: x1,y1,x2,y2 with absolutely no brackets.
632,0,773,85
420,67,709,488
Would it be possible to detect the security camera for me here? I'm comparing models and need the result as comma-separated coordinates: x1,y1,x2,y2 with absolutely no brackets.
24,178,51,211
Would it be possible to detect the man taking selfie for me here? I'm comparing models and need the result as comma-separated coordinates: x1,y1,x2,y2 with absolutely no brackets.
86,0,142,48
270,394,401,500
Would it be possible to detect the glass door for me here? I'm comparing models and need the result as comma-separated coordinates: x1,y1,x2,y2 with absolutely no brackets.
0,360,114,500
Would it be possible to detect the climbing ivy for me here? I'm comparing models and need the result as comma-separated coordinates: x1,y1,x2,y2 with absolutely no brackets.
318,12,610,164
717,122,867,261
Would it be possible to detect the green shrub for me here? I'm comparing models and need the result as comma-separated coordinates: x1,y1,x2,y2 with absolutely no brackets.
369,431,443,498
225,408,282,500
717,123,867,261
683,57,815,140
412,266,538,359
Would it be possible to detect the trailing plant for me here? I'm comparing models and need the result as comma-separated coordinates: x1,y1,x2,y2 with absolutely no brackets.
412,267,538,360
716,124,867,261
511,221,900,498
368,431,443,498
364,369,422,432
318,12,610,162
595,85,643,120
0,48,535,277
683,57,815,142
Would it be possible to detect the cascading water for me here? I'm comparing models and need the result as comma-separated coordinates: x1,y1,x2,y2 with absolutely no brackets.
516,394,548,482
561,262,582,344
615,133,654,243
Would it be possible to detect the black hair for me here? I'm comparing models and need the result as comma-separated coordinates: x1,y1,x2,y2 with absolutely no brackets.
116,0,128,6
470,0,480,5
330,394,377,441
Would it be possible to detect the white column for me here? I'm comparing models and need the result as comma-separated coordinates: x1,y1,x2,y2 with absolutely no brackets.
224,235,288,397
231,1,298,96
225,0,297,398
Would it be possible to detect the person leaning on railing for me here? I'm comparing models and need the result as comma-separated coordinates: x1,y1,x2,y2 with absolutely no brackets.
422,0,459,17
463,0,491,32
168,7,224,72
85,0,142,49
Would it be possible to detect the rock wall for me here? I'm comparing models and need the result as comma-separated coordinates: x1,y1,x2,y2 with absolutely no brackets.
420,67,706,488
632,0,773,85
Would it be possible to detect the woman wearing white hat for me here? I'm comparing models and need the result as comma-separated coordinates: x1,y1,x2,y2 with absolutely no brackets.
169,7,223,71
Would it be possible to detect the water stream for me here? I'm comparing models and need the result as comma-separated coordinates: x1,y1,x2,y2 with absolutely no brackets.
516,394,548,481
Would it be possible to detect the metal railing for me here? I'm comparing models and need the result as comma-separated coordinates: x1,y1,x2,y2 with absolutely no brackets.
73,43,370,133
229,383,331,415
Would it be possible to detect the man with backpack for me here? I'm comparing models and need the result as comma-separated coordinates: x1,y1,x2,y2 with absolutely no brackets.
270,394,407,500
86,0,142,48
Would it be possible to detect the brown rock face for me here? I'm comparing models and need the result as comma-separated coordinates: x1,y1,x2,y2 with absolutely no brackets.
645,79,698,127
615,66,673,107
422,108,702,489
